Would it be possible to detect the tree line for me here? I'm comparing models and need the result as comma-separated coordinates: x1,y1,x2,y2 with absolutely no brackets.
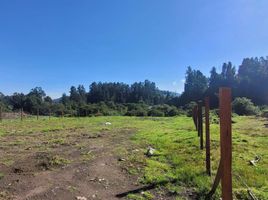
0,56,267,117
0,80,178,117
179,56,268,108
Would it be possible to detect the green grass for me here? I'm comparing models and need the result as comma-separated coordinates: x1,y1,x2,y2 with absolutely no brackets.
49,155,71,166
127,191,154,200
0,116,267,199
0,173,4,180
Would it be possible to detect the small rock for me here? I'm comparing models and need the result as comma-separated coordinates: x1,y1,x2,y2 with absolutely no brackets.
105,122,112,125
249,155,261,166
146,146,156,157
76,196,87,200
98,178,105,182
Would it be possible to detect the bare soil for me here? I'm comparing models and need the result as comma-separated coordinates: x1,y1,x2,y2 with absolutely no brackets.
0,128,146,200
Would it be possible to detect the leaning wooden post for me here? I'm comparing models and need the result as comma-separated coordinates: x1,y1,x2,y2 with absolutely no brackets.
205,97,211,176
219,88,233,200
198,101,203,149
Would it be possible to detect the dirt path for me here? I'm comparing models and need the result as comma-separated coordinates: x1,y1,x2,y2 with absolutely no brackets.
0,128,140,200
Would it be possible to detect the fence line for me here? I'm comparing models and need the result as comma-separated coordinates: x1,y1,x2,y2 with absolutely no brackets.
219,88,232,200
0,106,2,122
198,101,203,149
205,97,211,176
193,87,233,199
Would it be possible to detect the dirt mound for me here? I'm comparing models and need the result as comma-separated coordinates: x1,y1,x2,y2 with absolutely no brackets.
11,152,69,174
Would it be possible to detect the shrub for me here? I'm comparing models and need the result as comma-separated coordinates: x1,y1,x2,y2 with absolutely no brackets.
167,107,180,116
261,110,268,118
148,109,165,117
125,109,147,116
232,97,260,116
125,103,148,116
184,101,197,117
210,109,219,124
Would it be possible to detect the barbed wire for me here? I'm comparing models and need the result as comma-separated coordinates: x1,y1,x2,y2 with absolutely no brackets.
233,173,259,200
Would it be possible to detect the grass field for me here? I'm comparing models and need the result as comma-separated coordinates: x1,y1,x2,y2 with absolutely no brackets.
0,116,267,199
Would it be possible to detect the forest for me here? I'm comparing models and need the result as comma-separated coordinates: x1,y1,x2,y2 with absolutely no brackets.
0,56,268,117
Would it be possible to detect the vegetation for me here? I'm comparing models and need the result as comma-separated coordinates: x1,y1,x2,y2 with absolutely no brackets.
232,97,260,116
1,56,268,118
0,116,267,199
181,57,268,108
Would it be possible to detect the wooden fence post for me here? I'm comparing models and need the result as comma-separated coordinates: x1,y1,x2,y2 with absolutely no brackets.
37,107,39,120
219,88,233,200
192,105,198,131
20,108,23,121
206,88,233,200
205,97,211,176
0,106,2,122
198,101,203,149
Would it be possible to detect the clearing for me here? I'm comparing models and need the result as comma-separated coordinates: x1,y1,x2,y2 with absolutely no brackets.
0,116,267,200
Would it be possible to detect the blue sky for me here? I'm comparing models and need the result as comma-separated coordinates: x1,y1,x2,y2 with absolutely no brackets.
0,0,268,98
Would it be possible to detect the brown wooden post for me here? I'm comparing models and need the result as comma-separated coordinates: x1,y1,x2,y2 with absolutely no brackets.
198,101,203,149
37,107,39,120
205,97,211,176
192,105,198,131
0,105,2,122
197,105,200,137
20,108,23,121
219,88,233,200
49,108,51,120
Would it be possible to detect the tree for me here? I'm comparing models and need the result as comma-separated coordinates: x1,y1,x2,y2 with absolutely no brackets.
179,67,208,105
77,85,87,104
28,87,46,100
44,96,53,104
237,57,268,105
61,93,70,105
69,86,80,103
10,93,26,110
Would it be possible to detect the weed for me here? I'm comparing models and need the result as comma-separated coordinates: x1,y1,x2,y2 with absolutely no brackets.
49,156,70,166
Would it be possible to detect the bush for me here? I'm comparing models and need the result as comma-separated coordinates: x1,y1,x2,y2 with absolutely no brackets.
184,101,197,117
148,109,165,117
125,109,147,116
125,103,148,116
232,97,260,116
167,107,180,116
147,104,181,117
261,110,268,118
210,109,219,124
260,105,268,118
